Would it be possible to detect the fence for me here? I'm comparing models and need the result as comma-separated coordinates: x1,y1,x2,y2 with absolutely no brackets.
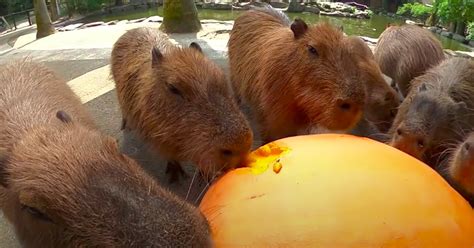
0,9,35,32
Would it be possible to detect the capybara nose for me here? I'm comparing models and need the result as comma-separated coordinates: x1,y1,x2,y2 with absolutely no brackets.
338,100,352,112
336,99,360,113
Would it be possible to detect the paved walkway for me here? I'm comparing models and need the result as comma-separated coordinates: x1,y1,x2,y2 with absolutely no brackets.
0,20,237,247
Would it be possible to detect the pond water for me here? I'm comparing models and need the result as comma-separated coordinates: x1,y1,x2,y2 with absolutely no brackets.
86,7,471,51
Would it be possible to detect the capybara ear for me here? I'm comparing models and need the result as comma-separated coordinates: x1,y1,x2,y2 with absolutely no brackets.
189,42,203,53
56,110,72,124
152,46,163,67
290,18,308,39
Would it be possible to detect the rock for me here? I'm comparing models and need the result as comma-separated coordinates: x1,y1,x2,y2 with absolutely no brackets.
106,20,118,25
469,40,474,47
359,36,378,44
128,17,146,23
452,34,467,44
443,49,457,57
440,31,453,38
304,6,320,14
116,20,129,25
83,21,106,28
454,51,473,58
287,1,305,12
202,3,232,10
144,16,163,23
269,2,287,8
58,23,84,31
427,26,438,33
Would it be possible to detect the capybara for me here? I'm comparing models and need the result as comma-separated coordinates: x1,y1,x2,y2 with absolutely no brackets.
345,36,401,133
228,6,367,142
374,24,445,97
389,58,474,168
448,132,474,200
0,60,211,247
111,27,253,182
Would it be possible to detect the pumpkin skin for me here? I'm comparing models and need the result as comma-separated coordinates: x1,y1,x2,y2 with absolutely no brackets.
199,134,474,248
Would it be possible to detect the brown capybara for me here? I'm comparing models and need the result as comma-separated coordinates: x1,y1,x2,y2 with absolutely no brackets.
0,60,212,247
228,6,367,142
345,36,401,133
111,27,253,182
389,58,474,168
374,24,445,97
448,132,474,203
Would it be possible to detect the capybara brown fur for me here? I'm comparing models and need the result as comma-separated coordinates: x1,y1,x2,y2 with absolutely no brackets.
448,132,474,201
374,24,445,97
389,58,474,168
345,36,401,133
111,27,252,182
0,60,212,247
228,6,367,142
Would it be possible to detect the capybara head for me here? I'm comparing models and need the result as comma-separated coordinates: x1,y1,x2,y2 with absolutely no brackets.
360,63,400,132
150,43,253,179
345,36,401,132
390,84,466,161
0,112,212,247
288,20,366,131
449,132,474,195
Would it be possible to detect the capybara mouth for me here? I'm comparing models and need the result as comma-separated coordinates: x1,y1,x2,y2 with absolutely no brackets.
323,108,363,131
391,140,424,161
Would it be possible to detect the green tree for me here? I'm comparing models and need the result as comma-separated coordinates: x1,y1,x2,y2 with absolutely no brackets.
34,0,55,38
436,0,473,35
161,0,201,33
50,0,59,21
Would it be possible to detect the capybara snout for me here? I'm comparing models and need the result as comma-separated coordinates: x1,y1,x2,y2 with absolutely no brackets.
449,133,474,199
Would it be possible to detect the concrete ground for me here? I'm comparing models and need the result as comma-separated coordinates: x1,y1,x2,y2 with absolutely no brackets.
0,20,241,247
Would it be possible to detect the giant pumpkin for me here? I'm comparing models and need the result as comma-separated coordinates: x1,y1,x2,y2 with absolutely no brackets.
200,134,474,247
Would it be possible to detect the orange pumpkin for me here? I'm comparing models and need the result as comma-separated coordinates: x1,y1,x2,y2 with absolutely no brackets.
200,134,474,247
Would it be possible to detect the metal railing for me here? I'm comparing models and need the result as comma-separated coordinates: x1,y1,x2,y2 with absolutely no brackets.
0,9,35,31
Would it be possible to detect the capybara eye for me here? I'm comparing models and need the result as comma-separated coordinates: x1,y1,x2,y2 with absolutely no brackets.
221,149,233,157
167,84,182,96
390,109,397,118
417,139,425,149
307,45,318,56
21,204,52,222
464,142,471,152
396,128,403,136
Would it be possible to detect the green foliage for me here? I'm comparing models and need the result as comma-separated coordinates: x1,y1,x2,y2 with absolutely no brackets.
367,9,374,17
0,0,33,15
396,2,433,19
468,22,474,40
436,0,474,24
66,0,105,15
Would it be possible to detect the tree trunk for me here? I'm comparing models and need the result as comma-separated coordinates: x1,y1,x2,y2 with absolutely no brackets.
161,0,201,33
448,22,456,33
34,0,55,38
50,0,59,21
382,0,389,12
455,21,466,36
115,0,124,6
